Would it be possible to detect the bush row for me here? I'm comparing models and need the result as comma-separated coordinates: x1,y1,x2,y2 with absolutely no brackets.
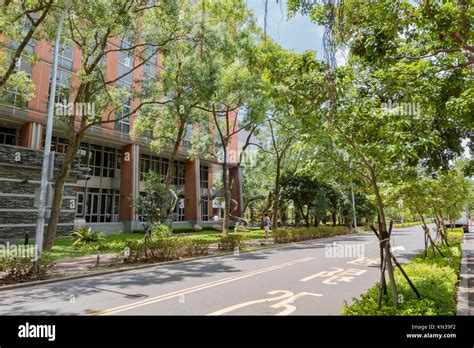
342,229,463,315
219,233,245,251
0,256,53,284
125,237,209,263
272,226,351,244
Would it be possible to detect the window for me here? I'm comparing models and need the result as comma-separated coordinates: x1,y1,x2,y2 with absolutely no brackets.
52,42,74,71
140,155,171,181
75,192,84,216
173,160,185,186
4,54,33,108
82,188,120,223
173,195,185,221
81,144,120,178
200,165,209,189
42,136,68,154
114,97,131,133
183,124,192,149
200,165,209,221
143,51,157,84
48,68,72,112
0,127,18,145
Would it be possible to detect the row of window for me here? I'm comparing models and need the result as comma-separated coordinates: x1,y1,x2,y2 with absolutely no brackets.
76,188,120,223
140,154,185,185
3,38,159,134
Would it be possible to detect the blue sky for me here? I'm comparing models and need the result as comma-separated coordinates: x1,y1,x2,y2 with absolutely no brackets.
245,0,324,57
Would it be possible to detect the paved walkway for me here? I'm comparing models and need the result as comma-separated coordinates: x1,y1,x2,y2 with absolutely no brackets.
457,227,474,315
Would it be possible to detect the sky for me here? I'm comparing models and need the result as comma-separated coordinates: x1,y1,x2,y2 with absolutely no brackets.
245,0,324,56
245,0,347,64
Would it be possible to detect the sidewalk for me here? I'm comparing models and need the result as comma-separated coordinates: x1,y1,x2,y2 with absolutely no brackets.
457,229,474,315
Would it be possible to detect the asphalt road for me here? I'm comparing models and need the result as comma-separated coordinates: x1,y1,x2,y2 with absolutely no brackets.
0,225,428,316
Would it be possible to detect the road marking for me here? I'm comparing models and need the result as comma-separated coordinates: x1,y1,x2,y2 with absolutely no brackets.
208,290,322,316
89,257,315,316
300,267,367,284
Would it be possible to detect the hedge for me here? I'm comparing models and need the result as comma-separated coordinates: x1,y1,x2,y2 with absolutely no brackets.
342,229,463,315
272,226,351,244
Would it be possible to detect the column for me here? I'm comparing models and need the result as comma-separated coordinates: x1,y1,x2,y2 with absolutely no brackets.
19,122,42,149
119,143,139,231
184,158,200,223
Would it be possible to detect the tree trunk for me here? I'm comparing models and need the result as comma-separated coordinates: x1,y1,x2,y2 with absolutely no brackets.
272,156,282,231
43,138,79,251
368,166,398,307
222,150,230,235
332,210,337,226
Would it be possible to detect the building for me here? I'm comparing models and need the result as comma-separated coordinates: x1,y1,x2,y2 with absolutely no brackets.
0,36,242,240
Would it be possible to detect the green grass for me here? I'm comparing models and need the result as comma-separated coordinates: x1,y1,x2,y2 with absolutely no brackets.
342,228,463,315
393,221,422,228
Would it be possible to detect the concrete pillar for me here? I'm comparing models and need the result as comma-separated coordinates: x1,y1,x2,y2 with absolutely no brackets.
184,158,200,223
19,122,42,149
119,143,139,231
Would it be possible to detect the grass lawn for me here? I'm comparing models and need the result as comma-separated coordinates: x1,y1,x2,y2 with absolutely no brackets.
46,229,269,260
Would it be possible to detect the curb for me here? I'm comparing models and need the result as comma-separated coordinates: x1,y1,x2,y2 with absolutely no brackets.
0,232,355,291
456,232,472,315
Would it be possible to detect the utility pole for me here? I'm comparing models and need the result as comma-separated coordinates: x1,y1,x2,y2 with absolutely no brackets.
35,0,73,264
351,180,357,233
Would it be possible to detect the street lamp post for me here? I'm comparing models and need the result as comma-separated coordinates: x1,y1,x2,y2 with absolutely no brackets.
351,180,357,233
35,0,73,263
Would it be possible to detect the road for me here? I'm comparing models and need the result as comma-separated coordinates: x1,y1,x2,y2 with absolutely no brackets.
0,225,427,316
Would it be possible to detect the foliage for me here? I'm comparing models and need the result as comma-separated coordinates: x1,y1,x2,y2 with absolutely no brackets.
0,256,53,284
219,233,245,251
342,230,463,315
125,237,209,263
131,171,178,226
70,226,105,247
272,226,350,244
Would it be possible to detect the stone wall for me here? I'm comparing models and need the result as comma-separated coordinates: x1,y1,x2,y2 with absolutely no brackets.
0,144,78,241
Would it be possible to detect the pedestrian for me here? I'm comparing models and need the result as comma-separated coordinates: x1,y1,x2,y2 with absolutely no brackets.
262,213,271,239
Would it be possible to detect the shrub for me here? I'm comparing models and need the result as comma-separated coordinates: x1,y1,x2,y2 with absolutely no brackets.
71,226,104,247
184,238,209,256
342,230,462,316
152,223,172,238
273,226,350,244
125,236,210,263
234,222,249,233
219,233,244,251
0,256,53,284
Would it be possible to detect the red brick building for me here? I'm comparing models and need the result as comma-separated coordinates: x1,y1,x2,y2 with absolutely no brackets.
0,36,242,237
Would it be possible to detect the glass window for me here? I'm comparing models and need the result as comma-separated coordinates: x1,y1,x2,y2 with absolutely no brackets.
0,127,18,145
114,97,130,133
52,42,74,71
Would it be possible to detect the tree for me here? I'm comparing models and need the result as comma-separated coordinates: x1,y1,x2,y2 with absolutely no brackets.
133,1,213,189
193,0,269,234
132,171,177,240
0,0,56,92
43,0,185,251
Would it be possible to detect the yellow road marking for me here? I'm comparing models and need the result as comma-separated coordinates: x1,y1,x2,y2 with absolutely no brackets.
89,257,315,316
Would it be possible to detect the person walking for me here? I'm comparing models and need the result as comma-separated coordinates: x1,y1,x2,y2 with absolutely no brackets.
262,213,271,239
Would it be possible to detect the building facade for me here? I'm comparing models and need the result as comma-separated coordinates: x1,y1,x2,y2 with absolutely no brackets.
0,36,242,240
